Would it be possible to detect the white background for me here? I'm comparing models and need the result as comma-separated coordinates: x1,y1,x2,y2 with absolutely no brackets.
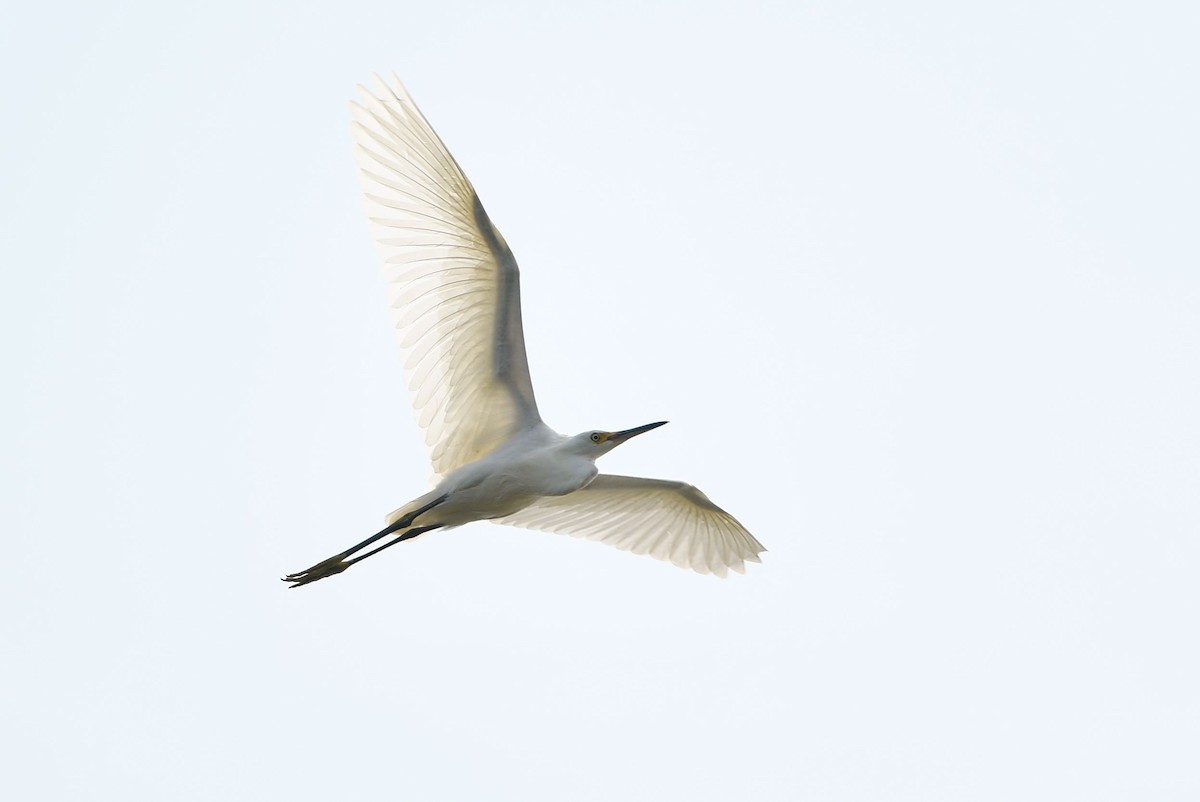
3,1,1198,799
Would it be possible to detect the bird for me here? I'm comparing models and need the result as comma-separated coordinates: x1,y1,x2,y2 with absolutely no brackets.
283,74,765,587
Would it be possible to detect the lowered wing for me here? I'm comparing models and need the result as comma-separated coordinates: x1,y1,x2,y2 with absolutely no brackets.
496,474,765,577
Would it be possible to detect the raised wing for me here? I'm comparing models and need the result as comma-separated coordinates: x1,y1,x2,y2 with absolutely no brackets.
496,474,765,577
351,74,543,476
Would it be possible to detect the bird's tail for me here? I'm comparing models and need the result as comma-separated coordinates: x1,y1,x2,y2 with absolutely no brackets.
383,489,444,527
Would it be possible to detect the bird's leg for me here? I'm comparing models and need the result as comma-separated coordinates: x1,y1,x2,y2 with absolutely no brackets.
343,523,445,566
281,494,447,588
283,524,445,588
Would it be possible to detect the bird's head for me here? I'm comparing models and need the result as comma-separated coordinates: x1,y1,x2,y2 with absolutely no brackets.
574,421,668,457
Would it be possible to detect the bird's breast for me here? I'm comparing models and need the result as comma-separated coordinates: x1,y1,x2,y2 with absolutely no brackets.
431,449,597,525
484,452,597,500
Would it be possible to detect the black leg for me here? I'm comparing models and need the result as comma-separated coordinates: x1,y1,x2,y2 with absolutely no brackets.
282,492,451,585
343,523,444,566
327,493,449,561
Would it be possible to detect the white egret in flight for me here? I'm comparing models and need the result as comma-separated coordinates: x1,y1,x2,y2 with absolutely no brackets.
284,75,764,587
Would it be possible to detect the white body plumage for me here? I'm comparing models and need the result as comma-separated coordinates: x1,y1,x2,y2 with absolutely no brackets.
398,427,601,527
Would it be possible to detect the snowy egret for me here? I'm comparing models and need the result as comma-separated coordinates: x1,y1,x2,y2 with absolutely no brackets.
284,75,764,587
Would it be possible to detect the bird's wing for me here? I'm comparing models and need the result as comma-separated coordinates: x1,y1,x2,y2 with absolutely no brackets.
495,474,765,577
351,74,544,476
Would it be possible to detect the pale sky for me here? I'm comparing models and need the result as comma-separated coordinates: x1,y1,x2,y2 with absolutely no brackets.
3,1,1198,800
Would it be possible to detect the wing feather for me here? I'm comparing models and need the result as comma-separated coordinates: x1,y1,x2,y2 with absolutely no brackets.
496,474,765,577
352,74,544,476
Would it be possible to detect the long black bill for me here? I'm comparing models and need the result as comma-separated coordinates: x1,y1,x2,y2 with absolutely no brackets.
608,420,669,444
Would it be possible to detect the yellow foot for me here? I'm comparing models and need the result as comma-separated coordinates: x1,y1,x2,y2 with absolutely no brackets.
283,555,351,588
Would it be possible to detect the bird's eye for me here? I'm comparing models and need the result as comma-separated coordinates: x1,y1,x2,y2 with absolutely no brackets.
590,433,601,443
